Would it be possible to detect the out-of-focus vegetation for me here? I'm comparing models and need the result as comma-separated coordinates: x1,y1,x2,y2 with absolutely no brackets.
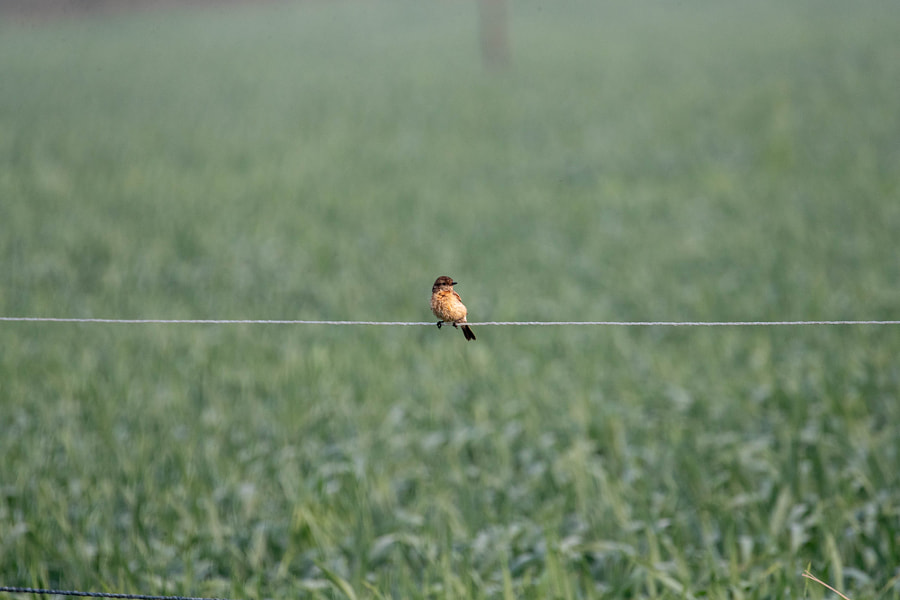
1,1,899,598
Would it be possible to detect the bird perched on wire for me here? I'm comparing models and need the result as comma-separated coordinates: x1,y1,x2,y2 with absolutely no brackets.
430,276,476,341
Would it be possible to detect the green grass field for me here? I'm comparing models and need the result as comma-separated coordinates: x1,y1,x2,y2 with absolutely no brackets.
2,1,899,598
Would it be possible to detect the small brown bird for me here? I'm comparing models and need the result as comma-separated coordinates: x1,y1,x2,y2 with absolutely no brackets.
430,276,476,341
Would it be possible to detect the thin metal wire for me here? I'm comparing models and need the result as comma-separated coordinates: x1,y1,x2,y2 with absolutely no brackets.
0,317,898,326
469,320,900,326
0,317,432,325
0,587,230,600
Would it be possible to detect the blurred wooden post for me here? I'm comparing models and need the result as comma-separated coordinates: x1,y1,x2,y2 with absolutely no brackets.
478,0,510,69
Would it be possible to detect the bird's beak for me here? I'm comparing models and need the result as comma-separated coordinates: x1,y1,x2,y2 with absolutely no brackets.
452,281,459,286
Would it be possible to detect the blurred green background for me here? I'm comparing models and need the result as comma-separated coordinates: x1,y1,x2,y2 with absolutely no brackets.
1,1,899,598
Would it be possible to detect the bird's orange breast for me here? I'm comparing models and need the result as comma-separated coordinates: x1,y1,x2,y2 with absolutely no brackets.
431,290,467,322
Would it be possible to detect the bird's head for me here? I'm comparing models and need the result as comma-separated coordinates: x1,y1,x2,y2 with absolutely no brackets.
433,275,457,291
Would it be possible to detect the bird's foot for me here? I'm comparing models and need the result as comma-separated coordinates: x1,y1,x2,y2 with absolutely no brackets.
436,321,444,329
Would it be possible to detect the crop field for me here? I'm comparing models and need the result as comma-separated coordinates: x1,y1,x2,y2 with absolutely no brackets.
1,1,899,598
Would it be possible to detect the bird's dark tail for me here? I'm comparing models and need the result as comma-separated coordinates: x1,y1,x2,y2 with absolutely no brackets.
460,324,476,341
